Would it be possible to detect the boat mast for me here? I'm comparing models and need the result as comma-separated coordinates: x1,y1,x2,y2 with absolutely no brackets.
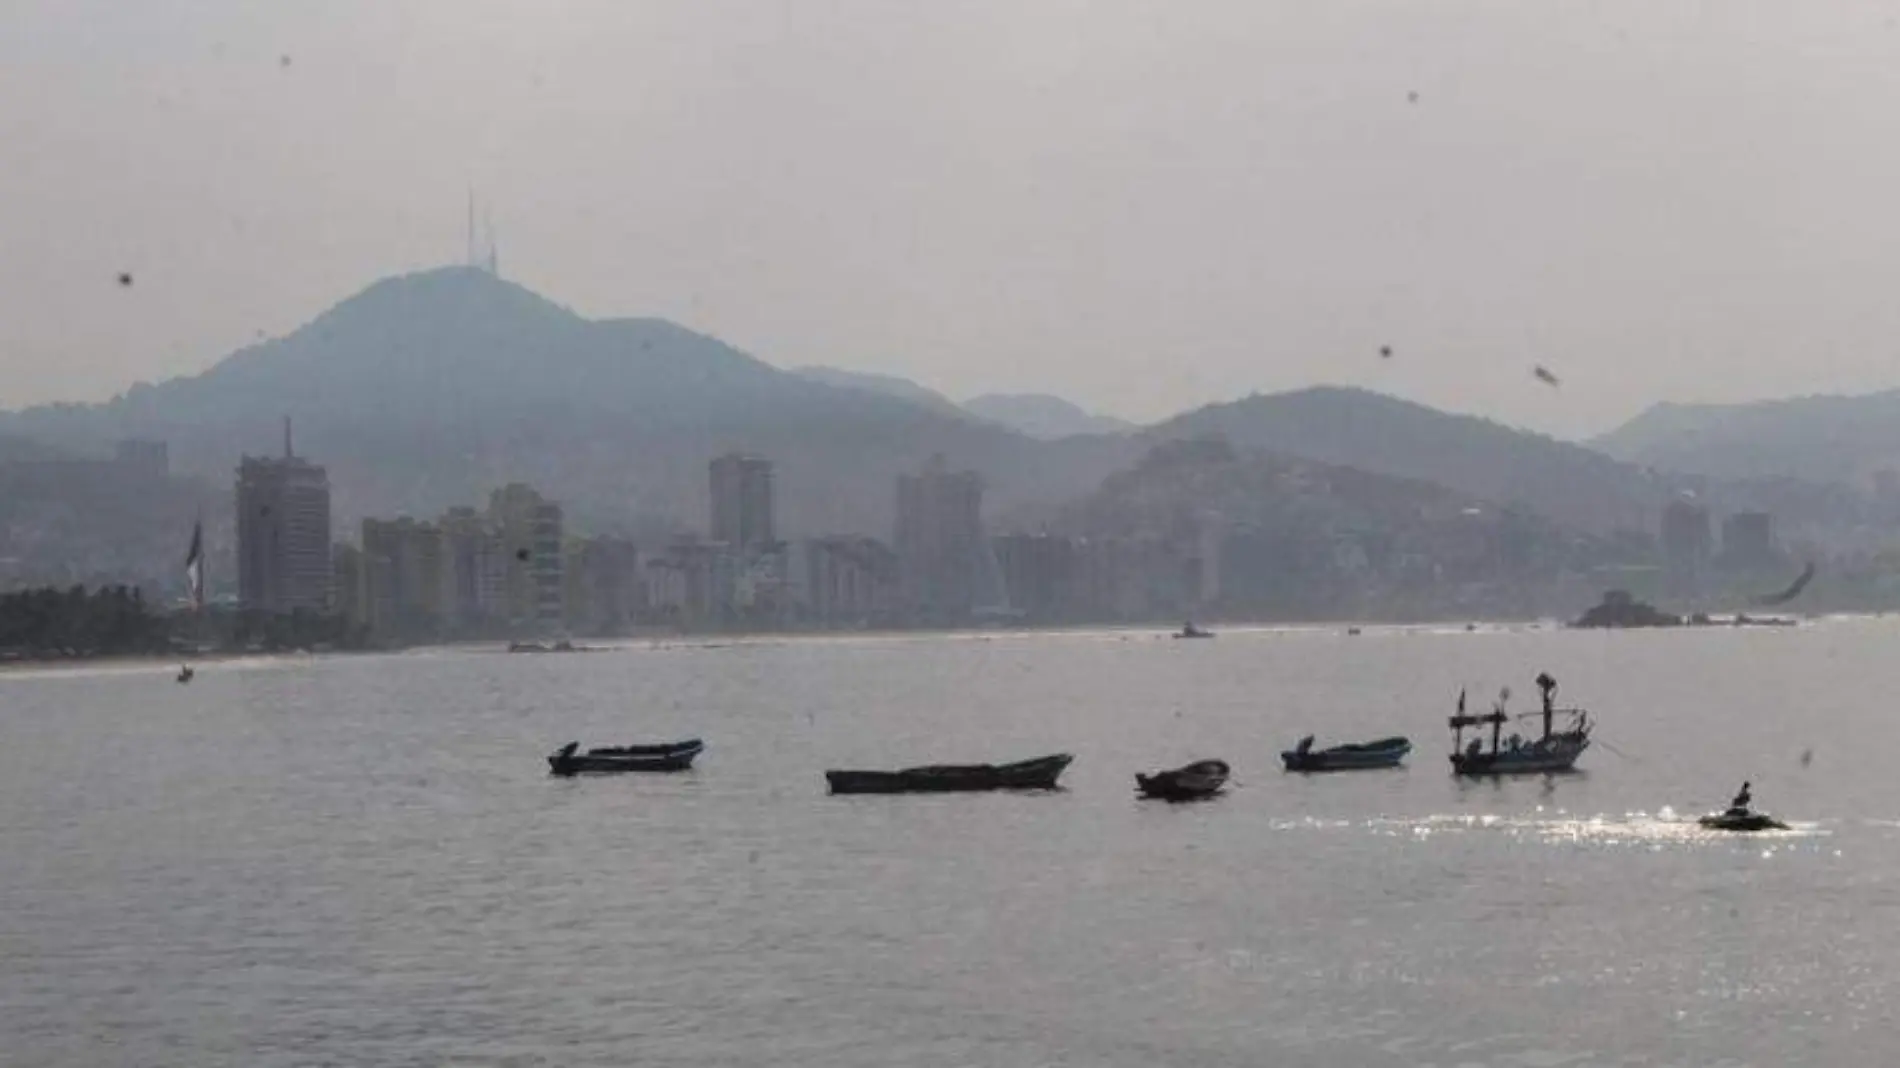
1536,672,1557,740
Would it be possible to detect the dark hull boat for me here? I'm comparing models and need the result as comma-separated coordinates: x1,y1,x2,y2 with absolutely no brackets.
1698,808,1789,832
826,753,1073,794
1282,736,1410,772
1136,759,1230,801
548,738,704,776
1450,741,1586,775
1448,673,1591,777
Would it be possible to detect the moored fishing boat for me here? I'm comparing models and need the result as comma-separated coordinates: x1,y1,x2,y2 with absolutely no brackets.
1173,621,1214,639
825,753,1073,794
1281,735,1410,772
1135,759,1230,800
1449,672,1590,776
548,738,704,775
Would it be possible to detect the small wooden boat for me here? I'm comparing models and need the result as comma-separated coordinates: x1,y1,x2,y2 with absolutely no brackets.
1173,621,1214,639
548,738,704,776
175,665,194,684
1698,808,1789,832
1282,735,1410,772
825,753,1073,794
1136,759,1230,800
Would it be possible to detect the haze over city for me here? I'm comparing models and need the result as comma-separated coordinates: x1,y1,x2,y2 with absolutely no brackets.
17,10,1900,1066
9,1,1900,436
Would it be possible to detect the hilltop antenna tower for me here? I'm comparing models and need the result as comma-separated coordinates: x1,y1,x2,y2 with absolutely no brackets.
466,188,477,269
483,206,499,277
463,189,501,277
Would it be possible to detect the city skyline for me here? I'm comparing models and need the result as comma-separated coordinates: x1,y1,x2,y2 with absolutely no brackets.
0,403,1828,646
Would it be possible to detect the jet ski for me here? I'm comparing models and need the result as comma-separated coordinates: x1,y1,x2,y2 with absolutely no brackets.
1698,807,1789,832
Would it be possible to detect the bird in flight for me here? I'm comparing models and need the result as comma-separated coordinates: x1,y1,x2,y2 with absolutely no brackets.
1532,365,1560,387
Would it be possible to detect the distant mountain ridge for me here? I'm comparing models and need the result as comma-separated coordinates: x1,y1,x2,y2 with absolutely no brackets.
1593,392,1900,484
1145,387,1674,536
961,393,1133,439
2,265,1868,570
793,367,1132,438
0,268,1138,538
790,366,969,419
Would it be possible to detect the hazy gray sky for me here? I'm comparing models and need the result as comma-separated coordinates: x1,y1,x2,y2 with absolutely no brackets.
6,0,1900,437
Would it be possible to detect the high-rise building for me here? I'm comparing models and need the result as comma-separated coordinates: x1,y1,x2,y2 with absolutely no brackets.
1721,511,1775,570
360,517,455,638
992,533,1077,620
1661,498,1712,567
332,543,365,629
440,506,508,630
1660,495,1712,598
799,536,899,627
236,424,332,614
709,454,775,549
488,483,565,629
114,439,169,479
894,455,985,621
566,535,644,634
647,539,738,625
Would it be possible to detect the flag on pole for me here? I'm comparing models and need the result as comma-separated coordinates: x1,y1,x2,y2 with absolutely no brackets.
184,520,205,609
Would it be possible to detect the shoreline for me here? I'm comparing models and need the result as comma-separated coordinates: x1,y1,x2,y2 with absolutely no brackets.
2,610,1873,677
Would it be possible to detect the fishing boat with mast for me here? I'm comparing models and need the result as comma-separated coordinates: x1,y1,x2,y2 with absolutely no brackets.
1448,672,1591,775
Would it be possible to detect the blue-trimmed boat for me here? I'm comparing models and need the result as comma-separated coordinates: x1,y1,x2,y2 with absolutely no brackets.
1282,735,1411,772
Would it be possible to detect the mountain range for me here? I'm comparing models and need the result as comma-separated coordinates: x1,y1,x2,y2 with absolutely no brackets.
0,269,1137,539
0,266,1879,561
792,366,1134,439
1593,392,1900,486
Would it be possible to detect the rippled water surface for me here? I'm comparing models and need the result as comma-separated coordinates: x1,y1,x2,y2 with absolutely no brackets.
3,621,1898,1066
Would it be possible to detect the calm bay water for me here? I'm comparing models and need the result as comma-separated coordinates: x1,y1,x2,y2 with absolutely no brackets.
2,621,1897,1066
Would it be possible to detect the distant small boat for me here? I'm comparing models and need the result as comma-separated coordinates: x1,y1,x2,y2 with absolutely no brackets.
1136,759,1230,800
548,738,703,776
1345,626,1362,636
175,665,194,684
1698,808,1789,833
1174,621,1214,639
825,753,1073,794
1282,735,1410,772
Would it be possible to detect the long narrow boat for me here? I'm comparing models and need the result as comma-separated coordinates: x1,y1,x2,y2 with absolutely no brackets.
1282,735,1410,772
548,738,704,776
1136,759,1229,801
825,753,1073,794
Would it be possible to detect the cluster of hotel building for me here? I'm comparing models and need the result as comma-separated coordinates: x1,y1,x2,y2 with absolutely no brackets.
235,439,1141,639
